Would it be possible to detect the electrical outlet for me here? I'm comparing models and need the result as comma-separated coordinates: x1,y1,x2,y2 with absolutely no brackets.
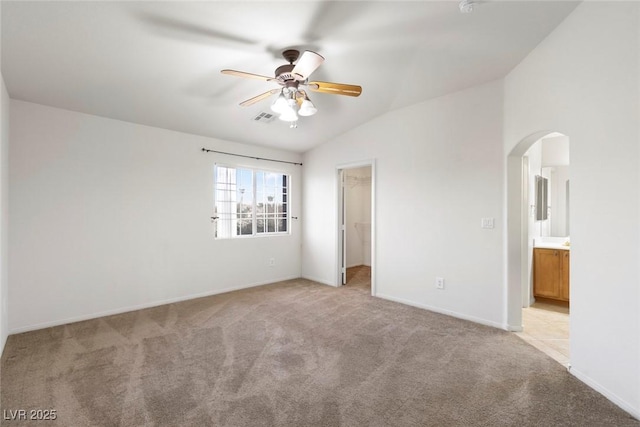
269,258,275,267
435,277,445,290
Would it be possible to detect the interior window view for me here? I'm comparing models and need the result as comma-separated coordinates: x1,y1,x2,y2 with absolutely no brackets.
214,165,289,238
0,2,639,426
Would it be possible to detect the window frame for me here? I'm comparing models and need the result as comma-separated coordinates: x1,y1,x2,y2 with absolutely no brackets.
213,163,290,239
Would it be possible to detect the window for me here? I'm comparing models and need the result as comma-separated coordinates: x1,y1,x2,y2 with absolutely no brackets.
214,165,289,239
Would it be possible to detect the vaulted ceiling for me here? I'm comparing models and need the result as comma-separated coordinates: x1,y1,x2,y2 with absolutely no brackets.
1,1,578,152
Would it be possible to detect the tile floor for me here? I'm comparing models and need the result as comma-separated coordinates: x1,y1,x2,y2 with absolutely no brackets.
515,301,570,367
346,266,570,367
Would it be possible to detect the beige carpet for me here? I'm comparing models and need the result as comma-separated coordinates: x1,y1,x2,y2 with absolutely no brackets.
1,278,638,426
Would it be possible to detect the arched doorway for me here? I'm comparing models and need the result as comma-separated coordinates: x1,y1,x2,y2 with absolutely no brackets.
506,131,570,353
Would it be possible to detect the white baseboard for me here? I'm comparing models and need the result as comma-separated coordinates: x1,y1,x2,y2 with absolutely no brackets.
9,275,301,335
376,293,504,330
570,367,640,421
505,324,524,332
301,274,337,287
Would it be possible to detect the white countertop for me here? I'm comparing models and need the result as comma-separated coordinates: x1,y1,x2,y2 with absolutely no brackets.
535,243,570,250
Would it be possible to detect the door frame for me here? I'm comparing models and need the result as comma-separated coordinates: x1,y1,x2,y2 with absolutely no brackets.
506,130,567,330
336,159,376,296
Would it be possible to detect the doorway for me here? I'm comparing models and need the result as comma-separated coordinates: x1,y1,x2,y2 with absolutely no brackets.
337,161,375,295
507,132,571,366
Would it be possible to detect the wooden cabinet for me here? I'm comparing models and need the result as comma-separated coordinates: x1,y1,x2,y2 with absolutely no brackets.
533,248,570,302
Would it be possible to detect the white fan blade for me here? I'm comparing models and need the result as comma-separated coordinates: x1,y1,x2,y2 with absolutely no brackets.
291,51,325,81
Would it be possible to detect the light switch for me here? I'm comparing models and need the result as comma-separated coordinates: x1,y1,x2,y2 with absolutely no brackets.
481,218,495,229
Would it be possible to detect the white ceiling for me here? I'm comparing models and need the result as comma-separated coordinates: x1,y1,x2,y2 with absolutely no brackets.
1,1,578,153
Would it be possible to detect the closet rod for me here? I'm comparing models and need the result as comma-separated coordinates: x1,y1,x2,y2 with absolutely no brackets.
201,148,302,166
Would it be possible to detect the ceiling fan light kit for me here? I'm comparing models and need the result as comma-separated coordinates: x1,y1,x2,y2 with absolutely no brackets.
271,87,317,124
221,49,362,128
270,91,289,114
279,98,299,122
298,97,318,117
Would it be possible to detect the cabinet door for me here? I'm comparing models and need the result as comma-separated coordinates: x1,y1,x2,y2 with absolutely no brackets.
560,251,570,301
533,248,561,299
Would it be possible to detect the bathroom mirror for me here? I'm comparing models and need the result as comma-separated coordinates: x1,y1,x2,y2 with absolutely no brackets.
535,175,548,221
540,166,570,237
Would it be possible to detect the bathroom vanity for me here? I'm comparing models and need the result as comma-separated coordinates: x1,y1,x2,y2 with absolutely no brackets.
533,245,570,303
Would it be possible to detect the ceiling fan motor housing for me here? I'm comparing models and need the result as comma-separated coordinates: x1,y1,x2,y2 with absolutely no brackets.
275,64,296,82
275,49,306,83
281,49,300,64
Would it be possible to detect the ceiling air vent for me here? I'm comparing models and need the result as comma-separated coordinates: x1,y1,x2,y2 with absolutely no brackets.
252,112,276,124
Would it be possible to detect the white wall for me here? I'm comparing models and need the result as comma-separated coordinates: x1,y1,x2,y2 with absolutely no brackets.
303,80,505,328
541,135,570,166
504,2,639,418
345,166,371,268
9,101,302,332
0,2,8,356
0,75,9,354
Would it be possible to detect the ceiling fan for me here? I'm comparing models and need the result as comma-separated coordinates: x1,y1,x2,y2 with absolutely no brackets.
221,49,362,128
